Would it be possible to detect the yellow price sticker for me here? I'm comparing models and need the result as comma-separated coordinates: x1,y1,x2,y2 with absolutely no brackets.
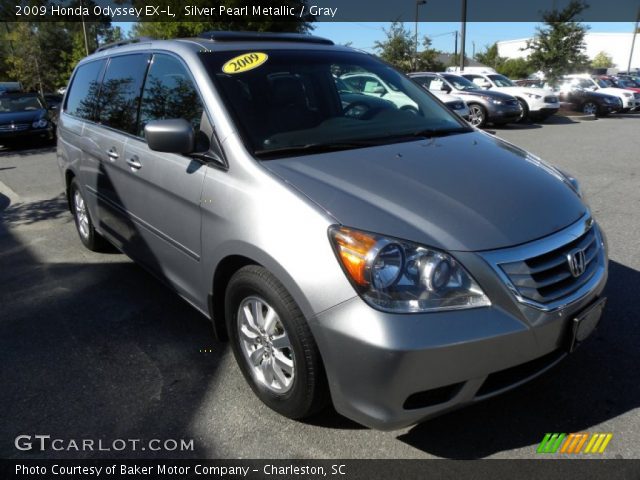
222,52,268,74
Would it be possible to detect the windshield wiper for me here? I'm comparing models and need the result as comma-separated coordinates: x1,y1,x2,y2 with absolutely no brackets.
255,140,380,158
409,127,472,138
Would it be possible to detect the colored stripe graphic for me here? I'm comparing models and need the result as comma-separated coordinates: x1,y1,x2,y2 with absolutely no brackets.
537,433,566,453
537,433,613,454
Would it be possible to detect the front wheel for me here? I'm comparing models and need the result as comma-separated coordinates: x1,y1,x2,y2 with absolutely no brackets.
225,265,329,419
582,102,598,115
468,104,487,127
516,98,529,123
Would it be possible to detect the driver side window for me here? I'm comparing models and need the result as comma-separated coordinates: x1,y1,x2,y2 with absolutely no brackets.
138,54,204,138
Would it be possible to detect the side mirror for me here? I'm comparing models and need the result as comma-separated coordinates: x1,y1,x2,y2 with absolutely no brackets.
372,85,386,95
440,84,451,93
481,81,491,89
145,119,195,154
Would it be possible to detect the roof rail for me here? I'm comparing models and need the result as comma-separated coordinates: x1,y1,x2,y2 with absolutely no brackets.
96,37,154,53
198,31,334,45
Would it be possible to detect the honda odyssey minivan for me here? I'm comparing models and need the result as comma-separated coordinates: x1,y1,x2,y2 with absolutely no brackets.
57,32,608,430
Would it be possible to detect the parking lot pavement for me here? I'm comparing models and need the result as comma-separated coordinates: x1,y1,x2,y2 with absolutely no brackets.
1,116,639,460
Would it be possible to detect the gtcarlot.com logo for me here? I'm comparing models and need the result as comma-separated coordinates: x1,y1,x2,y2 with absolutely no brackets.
15,435,194,452
536,433,613,454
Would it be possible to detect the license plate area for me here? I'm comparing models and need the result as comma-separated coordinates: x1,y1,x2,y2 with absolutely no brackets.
567,297,606,353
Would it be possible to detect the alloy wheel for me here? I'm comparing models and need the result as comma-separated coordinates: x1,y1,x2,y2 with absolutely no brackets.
469,105,485,127
583,102,598,115
74,190,90,239
237,296,295,394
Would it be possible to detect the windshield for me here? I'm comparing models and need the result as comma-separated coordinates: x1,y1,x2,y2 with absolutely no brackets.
596,78,612,87
201,49,469,157
488,74,515,87
0,95,44,113
441,74,480,91
616,78,637,88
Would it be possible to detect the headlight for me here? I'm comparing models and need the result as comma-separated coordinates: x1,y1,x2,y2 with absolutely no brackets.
328,226,491,313
32,118,48,129
623,92,632,97
525,93,542,99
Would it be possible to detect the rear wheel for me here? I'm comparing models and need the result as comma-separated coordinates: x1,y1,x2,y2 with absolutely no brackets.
468,104,487,127
70,179,108,251
225,265,329,419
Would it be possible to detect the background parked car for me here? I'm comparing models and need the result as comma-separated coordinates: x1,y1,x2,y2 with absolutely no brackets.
561,75,636,112
431,90,470,121
409,72,521,127
335,76,398,119
600,76,640,110
556,83,622,116
461,72,559,122
340,73,419,113
0,91,55,147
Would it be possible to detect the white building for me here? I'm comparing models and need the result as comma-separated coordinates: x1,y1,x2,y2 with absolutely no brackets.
497,32,640,71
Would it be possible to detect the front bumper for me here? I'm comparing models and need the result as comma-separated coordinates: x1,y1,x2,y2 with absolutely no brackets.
310,220,608,430
486,104,522,122
0,127,54,143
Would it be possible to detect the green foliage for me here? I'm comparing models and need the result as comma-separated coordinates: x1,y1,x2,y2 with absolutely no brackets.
132,0,312,38
526,0,590,87
591,51,614,68
497,58,535,79
374,21,443,73
475,43,505,70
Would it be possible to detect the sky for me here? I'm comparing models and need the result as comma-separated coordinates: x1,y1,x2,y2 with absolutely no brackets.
113,22,637,55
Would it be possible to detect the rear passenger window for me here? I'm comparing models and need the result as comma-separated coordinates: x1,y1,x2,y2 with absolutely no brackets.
138,54,204,137
65,60,106,120
98,54,149,134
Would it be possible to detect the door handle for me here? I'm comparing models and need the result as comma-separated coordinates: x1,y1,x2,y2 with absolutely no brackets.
126,155,142,170
106,148,119,160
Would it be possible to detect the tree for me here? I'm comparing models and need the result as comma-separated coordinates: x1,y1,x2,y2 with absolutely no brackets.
475,43,505,70
374,22,415,72
374,21,442,72
591,51,614,68
132,0,312,38
497,58,535,79
526,0,590,87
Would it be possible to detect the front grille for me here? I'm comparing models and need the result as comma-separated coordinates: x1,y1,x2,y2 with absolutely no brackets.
499,227,600,304
544,95,558,103
0,123,30,132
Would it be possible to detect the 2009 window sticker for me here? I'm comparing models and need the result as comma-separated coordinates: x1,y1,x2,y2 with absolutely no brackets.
222,53,269,74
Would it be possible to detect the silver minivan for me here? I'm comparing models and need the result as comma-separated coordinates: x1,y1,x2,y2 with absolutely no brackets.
57,32,608,430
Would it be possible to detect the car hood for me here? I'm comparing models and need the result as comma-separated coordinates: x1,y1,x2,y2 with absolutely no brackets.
264,131,586,252
597,87,632,97
495,86,556,98
431,91,464,103
0,109,46,125
453,89,515,101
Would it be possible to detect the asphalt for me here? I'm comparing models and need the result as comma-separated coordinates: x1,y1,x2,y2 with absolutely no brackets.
1,114,639,460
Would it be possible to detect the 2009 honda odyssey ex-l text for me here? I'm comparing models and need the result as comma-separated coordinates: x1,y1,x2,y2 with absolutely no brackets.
57,32,608,430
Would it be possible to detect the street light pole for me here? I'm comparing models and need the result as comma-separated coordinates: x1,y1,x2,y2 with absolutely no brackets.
459,0,467,71
414,0,427,70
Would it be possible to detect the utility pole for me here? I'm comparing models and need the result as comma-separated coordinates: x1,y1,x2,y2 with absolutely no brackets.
80,0,89,55
459,0,467,71
414,0,427,70
472,41,476,59
454,30,458,58
628,6,640,73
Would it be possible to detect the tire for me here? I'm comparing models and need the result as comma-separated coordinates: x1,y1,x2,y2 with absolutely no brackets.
70,178,108,251
468,103,487,127
225,265,329,419
582,102,598,115
516,98,529,123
